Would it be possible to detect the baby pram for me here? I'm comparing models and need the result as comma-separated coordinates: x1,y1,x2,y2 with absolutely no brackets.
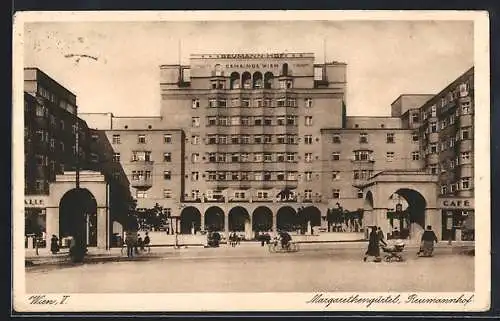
381,242,405,262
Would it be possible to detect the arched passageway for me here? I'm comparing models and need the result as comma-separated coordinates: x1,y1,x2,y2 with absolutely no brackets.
204,206,224,232
264,72,274,89
252,206,273,232
252,71,263,89
180,206,201,234
242,72,252,89
300,206,322,234
59,188,98,247
228,206,250,232
387,189,427,240
277,206,297,232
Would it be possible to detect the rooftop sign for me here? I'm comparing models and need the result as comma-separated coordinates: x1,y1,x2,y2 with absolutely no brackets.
191,53,314,60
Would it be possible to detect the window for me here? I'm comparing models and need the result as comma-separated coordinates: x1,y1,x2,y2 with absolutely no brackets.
136,191,148,199
412,151,420,161
461,177,471,190
231,135,239,144
331,152,340,161
208,117,217,126
304,189,313,200
461,152,471,161
112,153,120,162
287,116,296,126
305,172,313,181
286,135,297,144
49,138,55,150
230,116,240,126
217,154,227,162
163,171,171,180
234,192,246,199
163,189,172,199
286,152,296,162
36,105,46,117
191,172,199,181
449,115,455,125
253,99,263,108
441,119,448,130
412,133,419,142
429,143,438,154
277,135,285,144
208,153,216,163
207,172,217,181
192,135,200,145
162,134,172,144
354,150,371,161
254,118,263,126
241,99,250,108
332,134,341,144
218,172,227,181
263,153,272,162
264,135,272,144
263,99,273,108
304,135,313,144
254,172,263,181
430,122,437,133
386,152,395,161
163,152,171,162
208,135,217,145
240,117,250,126
304,153,312,162
449,137,455,148
332,189,340,199
287,172,296,181
132,151,152,162
263,172,272,181
275,172,284,181
257,191,269,199
461,102,471,114
276,117,285,126
254,135,262,144
441,185,448,195
450,183,457,193
305,98,313,108
357,190,364,198
305,116,313,126
264,117,272,126
411,113,419,123
191,153,199,163
386,133,395,144
277,99,286,107
112,134,121,144
241,135,250,144
218,117,228,126
137,134,146,144
132,171,145,181
277,153,285,162
359,133,368,144
429,165,438,175
192,99,200,109
331,171,340,180
192,117,200,127
461,127,471,140
209,99,217,108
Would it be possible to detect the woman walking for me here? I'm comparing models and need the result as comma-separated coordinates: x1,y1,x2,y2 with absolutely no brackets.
363,226,382,262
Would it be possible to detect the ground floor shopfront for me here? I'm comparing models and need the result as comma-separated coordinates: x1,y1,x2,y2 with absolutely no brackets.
24,171,132,251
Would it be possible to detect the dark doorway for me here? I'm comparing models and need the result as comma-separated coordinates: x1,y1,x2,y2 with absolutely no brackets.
180,206,201,234
59,188,98,247
204,206,224,232
252,206,273,232
277,206,297,231
228,206,250,232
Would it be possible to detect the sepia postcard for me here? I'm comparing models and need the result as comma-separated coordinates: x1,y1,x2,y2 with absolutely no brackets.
12,10,490,313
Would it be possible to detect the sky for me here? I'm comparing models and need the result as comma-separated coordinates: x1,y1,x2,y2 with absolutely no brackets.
22,19,474,116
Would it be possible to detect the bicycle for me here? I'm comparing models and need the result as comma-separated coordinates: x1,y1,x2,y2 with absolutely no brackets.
267,240,300,253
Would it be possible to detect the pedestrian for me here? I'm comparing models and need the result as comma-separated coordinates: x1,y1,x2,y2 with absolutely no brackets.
137,234,143,253
417,225,439,256
50,234,60,254
144,232,151,253
125,232,134,258
377,227,387,247
363,226,382,262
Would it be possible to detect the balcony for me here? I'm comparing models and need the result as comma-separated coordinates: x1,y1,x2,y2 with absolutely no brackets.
131,178,153,188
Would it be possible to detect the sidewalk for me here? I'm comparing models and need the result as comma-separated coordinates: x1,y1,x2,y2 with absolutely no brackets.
25,240,474,268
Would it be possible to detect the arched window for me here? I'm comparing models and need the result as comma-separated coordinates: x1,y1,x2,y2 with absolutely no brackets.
282,63,289,76
252,72,263,89
264,72,274,89
242,72,252,89
230,72,240,89
214,64,223,77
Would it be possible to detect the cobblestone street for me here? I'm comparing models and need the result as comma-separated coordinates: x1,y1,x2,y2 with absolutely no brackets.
25,243,474,293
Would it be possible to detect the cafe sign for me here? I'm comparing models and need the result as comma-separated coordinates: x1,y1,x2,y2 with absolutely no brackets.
439,198,474,209
24,196,49,208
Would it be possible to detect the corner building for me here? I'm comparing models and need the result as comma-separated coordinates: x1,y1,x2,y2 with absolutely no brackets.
83,53,475,242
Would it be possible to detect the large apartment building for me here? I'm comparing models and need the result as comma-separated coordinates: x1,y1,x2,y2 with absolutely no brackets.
23,68,133,249
81,53,475,242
